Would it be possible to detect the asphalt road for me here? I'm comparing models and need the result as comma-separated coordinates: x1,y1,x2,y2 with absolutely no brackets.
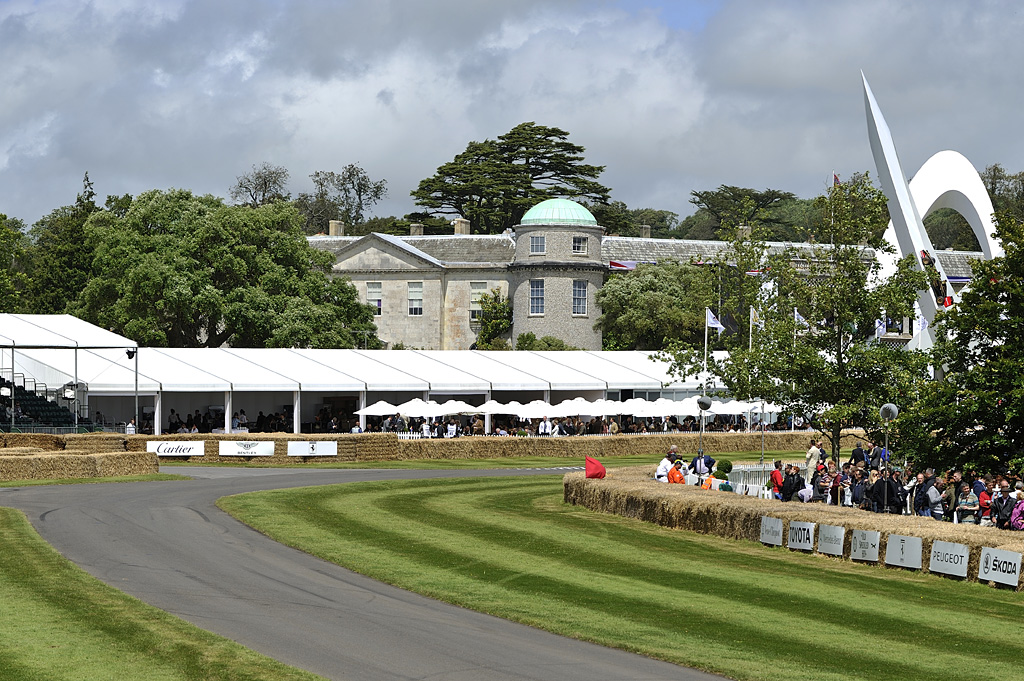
1,467,721,681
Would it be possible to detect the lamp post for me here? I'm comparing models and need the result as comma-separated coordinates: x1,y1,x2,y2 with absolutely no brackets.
127,348,138,434
697,395,712,482
880,403,898,512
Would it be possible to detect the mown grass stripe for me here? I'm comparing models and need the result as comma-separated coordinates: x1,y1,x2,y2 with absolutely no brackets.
0,507,323,681
222,477,1024,681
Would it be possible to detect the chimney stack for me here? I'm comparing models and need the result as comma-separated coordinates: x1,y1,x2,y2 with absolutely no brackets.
409,223,424,236
641,224,651,239
453,218,470,235
329,220,345,236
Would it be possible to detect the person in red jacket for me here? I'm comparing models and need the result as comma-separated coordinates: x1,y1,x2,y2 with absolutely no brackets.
771,461,786,500
667,459,686,484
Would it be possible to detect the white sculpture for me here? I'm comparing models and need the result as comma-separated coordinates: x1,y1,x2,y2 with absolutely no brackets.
862,73,1003,350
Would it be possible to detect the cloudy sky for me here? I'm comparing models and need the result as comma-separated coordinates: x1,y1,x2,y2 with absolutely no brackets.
1,0,1022,226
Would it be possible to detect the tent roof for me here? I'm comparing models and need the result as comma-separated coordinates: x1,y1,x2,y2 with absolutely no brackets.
355,350,490,393
0,314,136,349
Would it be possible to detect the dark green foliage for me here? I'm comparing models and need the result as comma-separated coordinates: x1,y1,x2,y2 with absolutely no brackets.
294,165,387,235
514,333,578,350
70,189,380,348
411,122,610,234
910,212,1024,474
716,459,733,475
585,201,680,238
594,262,713,350
474,288,512,349
0,214,29,312
24,173,100,313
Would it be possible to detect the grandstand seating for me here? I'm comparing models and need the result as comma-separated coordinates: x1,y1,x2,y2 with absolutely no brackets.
0,377,93,431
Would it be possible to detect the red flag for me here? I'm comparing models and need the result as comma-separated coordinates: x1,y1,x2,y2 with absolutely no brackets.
585,456,606,479
833,173,841,186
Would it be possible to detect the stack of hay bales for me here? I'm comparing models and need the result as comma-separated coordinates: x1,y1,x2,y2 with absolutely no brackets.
0,432,156,482
564,466,1024,587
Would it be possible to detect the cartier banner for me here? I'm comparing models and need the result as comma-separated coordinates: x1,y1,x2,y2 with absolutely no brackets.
146,441,205,457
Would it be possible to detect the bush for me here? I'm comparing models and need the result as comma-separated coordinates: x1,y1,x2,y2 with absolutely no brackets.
717,458,733,475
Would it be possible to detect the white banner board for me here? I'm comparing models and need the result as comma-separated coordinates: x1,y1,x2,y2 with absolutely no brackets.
219,441,275,457
817,524,845,556
884,534,922,569
287,441,339,457
787,521,815,551
759,516,783,546
851,530,880,562
979,547,1022,587
929,540,970,578
147,441,205,457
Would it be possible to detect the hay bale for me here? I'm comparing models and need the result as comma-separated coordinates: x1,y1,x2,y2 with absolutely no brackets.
0,455,39,480
35,454,98,479
564,466,1024,587
3,433,65,451
62,433,127,453
94,452,158,476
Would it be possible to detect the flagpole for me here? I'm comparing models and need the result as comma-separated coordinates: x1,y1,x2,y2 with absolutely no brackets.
703,309,709,396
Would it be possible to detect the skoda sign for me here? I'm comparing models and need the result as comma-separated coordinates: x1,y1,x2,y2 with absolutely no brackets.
979,547,1022,587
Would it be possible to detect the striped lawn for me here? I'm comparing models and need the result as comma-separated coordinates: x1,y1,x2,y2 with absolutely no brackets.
0,507,323,681
220,475,1024,681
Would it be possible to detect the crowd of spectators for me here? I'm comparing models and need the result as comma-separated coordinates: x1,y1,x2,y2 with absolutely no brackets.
764,439,1024,530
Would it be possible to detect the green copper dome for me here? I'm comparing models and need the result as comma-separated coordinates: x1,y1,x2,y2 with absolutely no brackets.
520,198,597,226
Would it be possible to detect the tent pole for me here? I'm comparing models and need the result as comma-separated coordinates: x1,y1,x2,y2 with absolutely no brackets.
134,348,139,434
154,390,162,436
358,392,366,431
224,390,232,433
293,390,301,434
74,348,79,430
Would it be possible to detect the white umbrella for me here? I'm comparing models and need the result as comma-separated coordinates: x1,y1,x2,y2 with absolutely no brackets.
437,399,479,415
588,398,625,415
394,398,443,417
710,399,753,415
476,399,509,415
618,397,652,415
549,397,594,417
355,400,398,416
513,399,553,419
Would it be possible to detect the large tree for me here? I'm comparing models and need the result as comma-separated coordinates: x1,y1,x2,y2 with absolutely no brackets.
586,201,680,238
905,211,1024,474
230,162,291,207
0,214,29,312
662,173,929,457
24,173,100,314
411,122,610,233
294,165,387,234
71,189,380,348
594,262,713,350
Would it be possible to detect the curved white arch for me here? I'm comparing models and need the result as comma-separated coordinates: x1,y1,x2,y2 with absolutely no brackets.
863,74,1001,350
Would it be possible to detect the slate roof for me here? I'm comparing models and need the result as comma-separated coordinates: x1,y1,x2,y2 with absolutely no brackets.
309,233,983,277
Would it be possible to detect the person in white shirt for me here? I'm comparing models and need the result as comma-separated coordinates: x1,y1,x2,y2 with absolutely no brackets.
125,418,136,435
655,445,680,483
537,417,553,436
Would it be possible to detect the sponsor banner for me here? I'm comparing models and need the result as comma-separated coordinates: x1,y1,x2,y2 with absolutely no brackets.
787,521,815,551
287,441,339,457
219,441,275,457
146,441,205,457
884,534,922,569
851,530,880,562
929,540,970,578
759,516,783,546
979,547,1022,587
817,524,845,556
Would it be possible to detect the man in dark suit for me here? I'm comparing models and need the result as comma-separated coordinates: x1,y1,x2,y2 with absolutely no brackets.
689,451,716,480
848,441,867,467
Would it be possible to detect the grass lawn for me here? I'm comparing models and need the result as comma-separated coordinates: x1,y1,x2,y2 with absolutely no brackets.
0,473,187,488
220,474,1024,681
162,450,800,470
0,506,323,681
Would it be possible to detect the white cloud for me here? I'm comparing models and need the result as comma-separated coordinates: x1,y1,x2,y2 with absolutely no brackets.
0,0,1022,225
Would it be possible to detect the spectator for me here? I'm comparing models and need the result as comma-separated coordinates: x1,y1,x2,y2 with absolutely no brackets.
979,479,996,526
783,465,805,502
770,461,785,500
991,481,1017,529
914,469,936,517
956,483,980,524
667,459,686,484
804,438,819,476
926,479,946,519
689,450,716,480
944,471,964,521
655,447,678,483
1011,493,1024,531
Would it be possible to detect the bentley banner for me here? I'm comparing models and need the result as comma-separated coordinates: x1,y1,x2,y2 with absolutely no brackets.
219,441,275,456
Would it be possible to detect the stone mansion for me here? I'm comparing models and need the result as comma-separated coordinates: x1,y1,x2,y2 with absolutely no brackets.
309,198,978,351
